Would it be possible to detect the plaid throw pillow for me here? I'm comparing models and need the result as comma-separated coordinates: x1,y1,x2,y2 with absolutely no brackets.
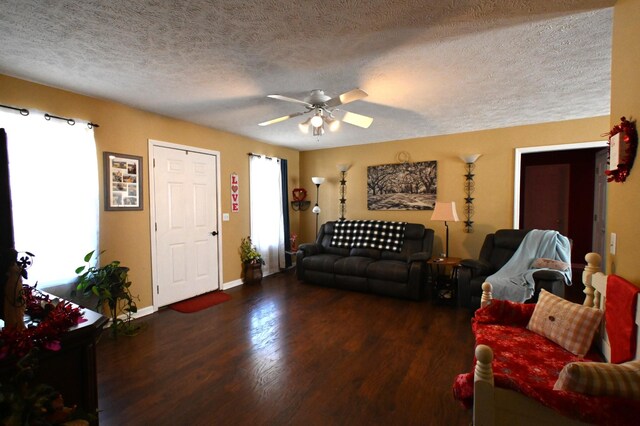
554,359,640,399
527,290,603,357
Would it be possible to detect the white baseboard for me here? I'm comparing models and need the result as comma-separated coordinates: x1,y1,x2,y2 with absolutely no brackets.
132,306,155,318
101,305,156,329
223,279,243,290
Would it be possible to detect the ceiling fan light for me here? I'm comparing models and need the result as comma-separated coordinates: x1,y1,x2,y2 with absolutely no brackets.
313,125,324,136
298,121,310,133
310,115,323,128
327,118,340,132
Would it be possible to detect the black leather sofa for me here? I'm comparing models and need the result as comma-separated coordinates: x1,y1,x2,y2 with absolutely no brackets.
457,229,568,310
296,221,434,300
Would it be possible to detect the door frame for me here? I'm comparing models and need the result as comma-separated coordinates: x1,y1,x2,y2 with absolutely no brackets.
148,139,223,311
513,141,608,228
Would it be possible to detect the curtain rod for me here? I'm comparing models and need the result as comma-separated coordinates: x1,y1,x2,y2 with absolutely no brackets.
247,152,288,161
0,103,100,129
247,152,275,160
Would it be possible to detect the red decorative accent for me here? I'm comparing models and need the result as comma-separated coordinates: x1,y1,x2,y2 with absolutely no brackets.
292,187,307,201
604,117,638,183
0,286,84,361
606,275,639,363
453,301,640,425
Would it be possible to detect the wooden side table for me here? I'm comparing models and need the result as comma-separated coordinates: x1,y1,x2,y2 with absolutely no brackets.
427,257,462,305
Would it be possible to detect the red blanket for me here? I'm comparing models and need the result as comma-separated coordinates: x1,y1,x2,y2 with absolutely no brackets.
606,274,640,363
453,300,640,425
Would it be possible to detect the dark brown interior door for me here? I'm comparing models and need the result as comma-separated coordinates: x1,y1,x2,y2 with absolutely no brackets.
522,164,570,235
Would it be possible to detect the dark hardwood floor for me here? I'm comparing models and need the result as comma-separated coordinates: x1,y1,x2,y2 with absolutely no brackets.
96,271,475,425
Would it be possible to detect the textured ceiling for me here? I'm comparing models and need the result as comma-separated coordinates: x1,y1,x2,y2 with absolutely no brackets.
0,0,615,151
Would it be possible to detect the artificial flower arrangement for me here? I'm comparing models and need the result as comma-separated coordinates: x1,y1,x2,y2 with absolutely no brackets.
0,250,89,425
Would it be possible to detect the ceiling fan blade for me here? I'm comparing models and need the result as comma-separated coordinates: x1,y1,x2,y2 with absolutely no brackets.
267,94,313,108
340,111,373,129
325,89,368,108
258,112,303,126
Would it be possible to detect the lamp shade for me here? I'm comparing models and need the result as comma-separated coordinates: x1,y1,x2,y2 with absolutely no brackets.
459,154,482,164
311,176,325,185
431,201,460,222
336,164,351,172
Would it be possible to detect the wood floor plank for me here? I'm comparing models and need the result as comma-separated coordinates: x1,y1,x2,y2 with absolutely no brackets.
96,271,474,425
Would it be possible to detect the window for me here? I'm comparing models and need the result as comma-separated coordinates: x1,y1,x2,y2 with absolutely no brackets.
249,155,285,276
1,110,99,287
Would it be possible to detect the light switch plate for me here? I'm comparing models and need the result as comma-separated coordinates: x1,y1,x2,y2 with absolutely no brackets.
610,232,617,255
223,213,230,221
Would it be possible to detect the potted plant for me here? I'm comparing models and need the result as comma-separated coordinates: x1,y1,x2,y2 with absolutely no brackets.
239,237,264,284
74,250,140,337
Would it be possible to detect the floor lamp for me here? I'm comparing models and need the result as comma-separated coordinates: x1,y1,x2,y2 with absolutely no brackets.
431,201,460,258
311,176,325,236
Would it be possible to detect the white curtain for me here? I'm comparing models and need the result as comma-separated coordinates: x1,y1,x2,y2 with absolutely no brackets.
1,109,99,287
249,155,285,276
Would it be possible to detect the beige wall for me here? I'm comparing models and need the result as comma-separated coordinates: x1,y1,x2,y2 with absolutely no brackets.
0,74,300,310
299,117,609,259
4,0,637,311
608,0,640,281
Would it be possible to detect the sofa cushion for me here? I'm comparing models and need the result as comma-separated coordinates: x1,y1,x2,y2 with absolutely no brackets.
554,359,640,399
334,256,375,276
349,248,381,259
301,254,343,273
366,260,409,283
527,289,603,357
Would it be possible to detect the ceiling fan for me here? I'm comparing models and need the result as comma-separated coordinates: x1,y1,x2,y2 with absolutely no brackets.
258,88,373,136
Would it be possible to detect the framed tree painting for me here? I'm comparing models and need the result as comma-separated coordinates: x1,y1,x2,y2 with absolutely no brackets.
367,160,437,210
104,152,143,211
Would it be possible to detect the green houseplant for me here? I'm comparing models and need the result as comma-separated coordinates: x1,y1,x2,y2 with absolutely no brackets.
74,250,140,337
239,237,264,283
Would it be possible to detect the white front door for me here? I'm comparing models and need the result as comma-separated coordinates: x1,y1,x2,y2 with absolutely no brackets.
152,144,220,307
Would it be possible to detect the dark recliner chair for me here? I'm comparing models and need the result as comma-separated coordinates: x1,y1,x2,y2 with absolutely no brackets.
457,229,568,310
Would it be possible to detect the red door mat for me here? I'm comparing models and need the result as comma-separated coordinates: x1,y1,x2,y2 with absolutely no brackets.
169,291,231,313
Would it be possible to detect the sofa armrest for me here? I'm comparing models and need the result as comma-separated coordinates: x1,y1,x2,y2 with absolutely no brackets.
298,243,321,257
473,299,536,327
532,269,566,281
408,251,431,263
532,269,567,300
459,259,493,276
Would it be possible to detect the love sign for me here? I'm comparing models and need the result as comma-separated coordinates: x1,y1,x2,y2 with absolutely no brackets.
231,173,239,212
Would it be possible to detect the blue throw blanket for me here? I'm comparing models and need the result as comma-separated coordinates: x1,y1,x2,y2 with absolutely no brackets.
486,230,572,302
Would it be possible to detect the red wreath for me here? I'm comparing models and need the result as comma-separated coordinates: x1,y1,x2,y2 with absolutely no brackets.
604,117,638,183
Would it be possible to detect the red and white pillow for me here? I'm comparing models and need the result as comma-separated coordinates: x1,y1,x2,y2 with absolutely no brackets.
527,290,603,357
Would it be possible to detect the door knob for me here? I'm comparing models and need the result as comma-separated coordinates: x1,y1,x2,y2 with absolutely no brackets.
210,231,218,236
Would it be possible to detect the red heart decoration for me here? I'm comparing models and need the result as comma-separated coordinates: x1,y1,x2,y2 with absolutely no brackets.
231,185,239,193
292,188,307,201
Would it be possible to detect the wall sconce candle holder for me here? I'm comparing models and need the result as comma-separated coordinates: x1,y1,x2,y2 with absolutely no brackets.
337,164,350,220
460,154,481,233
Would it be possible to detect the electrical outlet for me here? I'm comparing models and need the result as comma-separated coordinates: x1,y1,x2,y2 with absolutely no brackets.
610,232,617,255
